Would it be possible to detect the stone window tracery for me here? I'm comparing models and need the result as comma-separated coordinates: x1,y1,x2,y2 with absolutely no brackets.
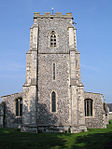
50,31,56,47
52,91,56,112
84,99,93,116
15,98,22,116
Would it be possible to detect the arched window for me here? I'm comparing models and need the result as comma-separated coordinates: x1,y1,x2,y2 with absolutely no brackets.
84,99,93,116
52,92,56,112
50,31,56,47
15,98,22,116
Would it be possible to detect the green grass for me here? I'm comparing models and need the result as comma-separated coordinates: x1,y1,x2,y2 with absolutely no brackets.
0,125,112,149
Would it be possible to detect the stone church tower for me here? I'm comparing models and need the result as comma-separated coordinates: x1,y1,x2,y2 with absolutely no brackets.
22,12,87,132
0,12,108,133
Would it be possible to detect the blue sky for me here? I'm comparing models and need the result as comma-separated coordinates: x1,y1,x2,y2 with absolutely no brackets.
0,0,112,102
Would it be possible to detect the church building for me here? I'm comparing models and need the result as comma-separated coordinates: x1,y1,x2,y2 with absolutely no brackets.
0,12,108,133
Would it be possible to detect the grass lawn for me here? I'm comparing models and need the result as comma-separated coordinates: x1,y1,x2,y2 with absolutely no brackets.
0,124,112,149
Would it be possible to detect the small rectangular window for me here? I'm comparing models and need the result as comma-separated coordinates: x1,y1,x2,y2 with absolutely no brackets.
53,63,55,80
20,99,22,116
15,98,22,116
16,99,19,116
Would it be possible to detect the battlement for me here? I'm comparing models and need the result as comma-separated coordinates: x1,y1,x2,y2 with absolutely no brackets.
33,12,73,19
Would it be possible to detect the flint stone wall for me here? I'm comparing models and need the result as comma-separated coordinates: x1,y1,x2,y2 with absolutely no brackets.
84,92,107,128
1,92,23,128
0,102,4,128
37,17,71,54
38,49,70,125
36,16,72,127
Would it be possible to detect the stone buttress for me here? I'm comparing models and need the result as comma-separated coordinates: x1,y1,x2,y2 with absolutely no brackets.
22,22,38,132
68,21,87,132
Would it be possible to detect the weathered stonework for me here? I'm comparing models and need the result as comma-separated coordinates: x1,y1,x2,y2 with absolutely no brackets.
84,92,108,128
0,93,23,128
0,12,108,133
0,102,4,128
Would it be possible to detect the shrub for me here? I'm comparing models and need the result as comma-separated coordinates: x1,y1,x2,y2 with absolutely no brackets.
109,120,112,124
67,127,71,133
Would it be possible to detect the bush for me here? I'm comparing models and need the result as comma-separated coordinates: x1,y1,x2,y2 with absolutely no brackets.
109,120,112,124
107,123,112,129
67,127,71,133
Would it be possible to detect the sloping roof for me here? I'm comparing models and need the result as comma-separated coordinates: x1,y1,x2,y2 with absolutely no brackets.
107,103,112,112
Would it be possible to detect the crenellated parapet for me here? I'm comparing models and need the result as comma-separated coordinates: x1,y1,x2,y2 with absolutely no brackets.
33,12,73,19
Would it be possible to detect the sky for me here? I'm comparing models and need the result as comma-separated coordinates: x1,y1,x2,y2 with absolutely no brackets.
0,0,112,103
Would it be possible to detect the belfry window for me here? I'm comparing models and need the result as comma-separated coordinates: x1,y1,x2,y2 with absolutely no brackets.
50,31,56,47
84,99,93,116
53,63,56,80
15,98,22,116
52,92,56,112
